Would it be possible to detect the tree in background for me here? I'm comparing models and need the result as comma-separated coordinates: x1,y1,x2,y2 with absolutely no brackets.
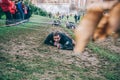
24,0,48,16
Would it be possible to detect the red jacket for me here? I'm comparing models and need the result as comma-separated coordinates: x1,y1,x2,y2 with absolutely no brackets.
0,0,16,14
9,1,16,14
0,0,10,12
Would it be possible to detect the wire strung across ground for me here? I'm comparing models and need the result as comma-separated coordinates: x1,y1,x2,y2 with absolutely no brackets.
0,18,76,32
0,19,64,31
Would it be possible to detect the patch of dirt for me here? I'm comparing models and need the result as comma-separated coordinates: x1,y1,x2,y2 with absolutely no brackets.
94,37,120,54
0,25,119,80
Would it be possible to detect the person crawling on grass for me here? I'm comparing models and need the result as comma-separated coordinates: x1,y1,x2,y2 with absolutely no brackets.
44,31,75,50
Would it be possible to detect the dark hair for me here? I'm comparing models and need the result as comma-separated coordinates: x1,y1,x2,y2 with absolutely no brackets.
53,31,60,36
18,0,23,2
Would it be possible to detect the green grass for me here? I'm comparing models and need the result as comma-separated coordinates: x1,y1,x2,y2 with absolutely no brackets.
61,20,120,80
87,42,120,80
0,26,34,43
88,42,120,62
0,15,52,43
0,15,85,80
0,52,89,80
0,15,120,80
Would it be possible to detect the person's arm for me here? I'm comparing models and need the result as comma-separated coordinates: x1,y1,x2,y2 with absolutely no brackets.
60,33,73,50
61,41,73,50
44,33,54,46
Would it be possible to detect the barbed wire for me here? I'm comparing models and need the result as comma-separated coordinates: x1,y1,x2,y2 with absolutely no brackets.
0,19,28,27
0,18,69,31
0,18,71,27
0,17,78,32
0,19,53,26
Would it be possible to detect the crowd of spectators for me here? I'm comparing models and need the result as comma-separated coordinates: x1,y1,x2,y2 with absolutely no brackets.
0,0,31,25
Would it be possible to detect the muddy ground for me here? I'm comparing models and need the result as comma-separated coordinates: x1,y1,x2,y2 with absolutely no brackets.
0,23,120,80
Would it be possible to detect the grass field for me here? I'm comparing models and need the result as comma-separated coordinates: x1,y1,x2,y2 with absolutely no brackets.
0,15,120,80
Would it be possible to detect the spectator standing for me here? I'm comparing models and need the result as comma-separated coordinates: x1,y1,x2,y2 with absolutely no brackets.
23,5,27,19
48,12,52,18
0,0,16,25
77,14,81,21
74,14,78,23
16,0,24,20
9,0,17,23
25,5,31,20
66,15,69,20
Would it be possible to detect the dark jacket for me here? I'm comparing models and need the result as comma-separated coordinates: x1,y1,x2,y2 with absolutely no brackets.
44,32,74,50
